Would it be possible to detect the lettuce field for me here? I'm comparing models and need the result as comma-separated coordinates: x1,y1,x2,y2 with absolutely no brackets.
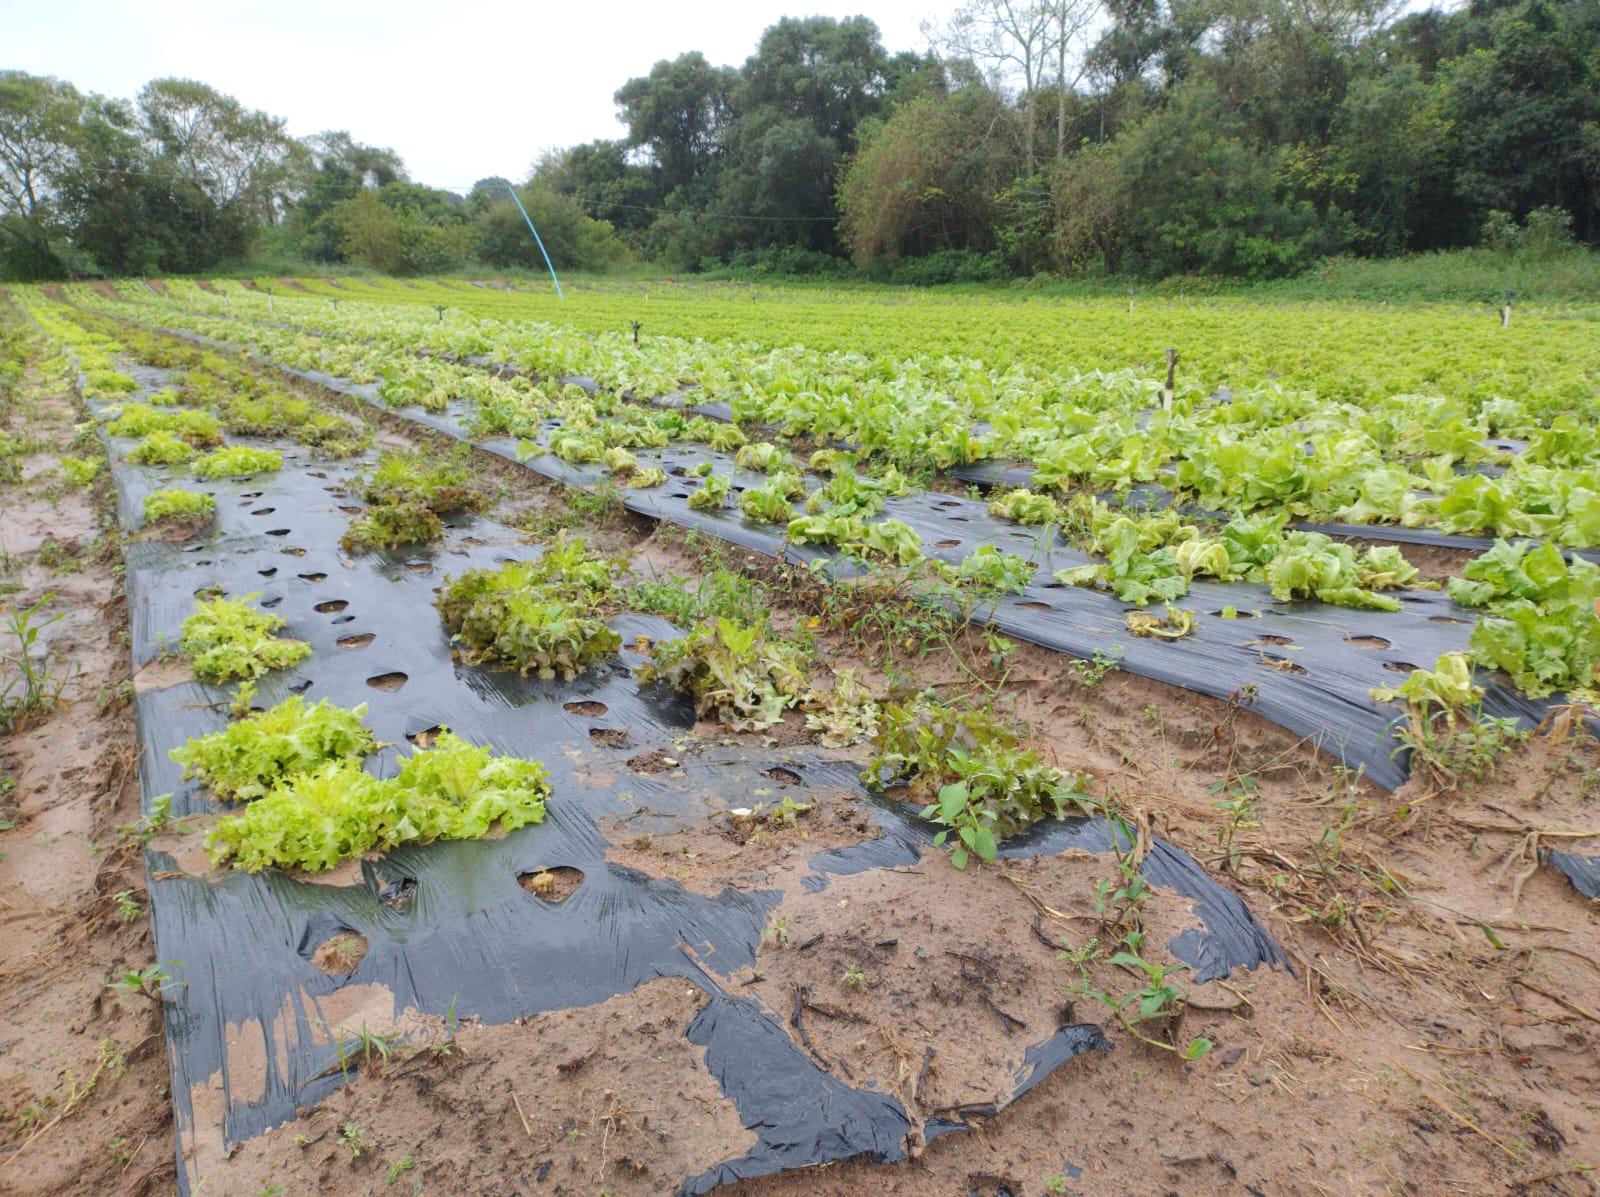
2,276,1598,1196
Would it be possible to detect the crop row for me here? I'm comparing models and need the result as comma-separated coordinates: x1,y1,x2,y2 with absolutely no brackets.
74,282,1600,552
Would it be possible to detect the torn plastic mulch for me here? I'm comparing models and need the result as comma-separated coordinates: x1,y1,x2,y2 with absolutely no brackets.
1546,849,1600,901
88,361,1285,1194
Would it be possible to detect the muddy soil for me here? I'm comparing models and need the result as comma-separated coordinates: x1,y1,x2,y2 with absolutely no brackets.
0,347,173,1195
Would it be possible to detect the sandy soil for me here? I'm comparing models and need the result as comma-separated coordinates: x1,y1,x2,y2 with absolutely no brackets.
0,356,174,1196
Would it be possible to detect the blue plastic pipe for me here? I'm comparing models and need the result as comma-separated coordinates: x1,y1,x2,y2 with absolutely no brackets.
505,182,565,299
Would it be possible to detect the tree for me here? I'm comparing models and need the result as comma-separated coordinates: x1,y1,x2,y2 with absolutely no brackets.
1435,0,1600,240
138,79,295,219
931,0,1056,170
1047,0,1104,157
474,182,630,271
736,16,893,145
614,53,733,192
1106,80,1343,276
286,131,406,261
0,72,86,277
532,140,659,236
839,84,1021,261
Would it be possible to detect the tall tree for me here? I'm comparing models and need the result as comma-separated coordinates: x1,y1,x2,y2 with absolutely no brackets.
931,0,1055,169
614,53,733,192
1047,0,1104,157
0,72,85,276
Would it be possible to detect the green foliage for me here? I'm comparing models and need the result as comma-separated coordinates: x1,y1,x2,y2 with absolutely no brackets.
205,725,551,873
987,488,1059,525
869,698,1091,868
108,961,179,1001
128,430,195,465
107,404,222,446
625,568,775,632
58,454,101,485
171,695,377,803
1370,652,1482,710
0,593,65,732
436,535,621,679
179,593,311,683
143,487,215,522
637,617,809,731
788,510,923,566
192,445,282,480
952,545,1034,595
1397,708,1529,786
1057,506,1416,609
341,502,442,551
343,450,486,551
735,441,787,472
1446,540,1600,698
687,473,732,510
358,451,485,513
627,466,667,488
738,481,796,524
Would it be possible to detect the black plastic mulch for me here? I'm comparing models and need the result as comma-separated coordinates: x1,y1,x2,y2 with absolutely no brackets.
85,360,1287,1194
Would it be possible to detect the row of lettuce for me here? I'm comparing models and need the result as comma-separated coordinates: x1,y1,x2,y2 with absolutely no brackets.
49,283,1600,709
82,279,1600,549
19,294,1087,878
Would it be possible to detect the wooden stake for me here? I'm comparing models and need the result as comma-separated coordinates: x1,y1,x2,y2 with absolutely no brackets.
1164,348,1179,412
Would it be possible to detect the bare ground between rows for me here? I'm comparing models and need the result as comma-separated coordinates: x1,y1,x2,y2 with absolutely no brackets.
0,355,173,1196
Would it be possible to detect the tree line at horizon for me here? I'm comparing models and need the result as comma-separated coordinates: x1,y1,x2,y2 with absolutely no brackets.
2,0,1596,283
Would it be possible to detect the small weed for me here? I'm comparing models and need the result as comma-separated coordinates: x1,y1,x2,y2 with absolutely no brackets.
340,1121,367,1162
1207,777,1260,873
117,793,183,844
1069,649,1119,688
332,1022,403,1074
841,963,866,988
0,592,66,731
764,916,790,947
520,481,624,537
1398,709,1529,789
113,889,142,922
108,961,181,1002
625,567,774,632
386,1155,416,1183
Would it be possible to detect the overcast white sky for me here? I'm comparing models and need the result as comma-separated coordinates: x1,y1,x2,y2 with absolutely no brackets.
3,0,940,191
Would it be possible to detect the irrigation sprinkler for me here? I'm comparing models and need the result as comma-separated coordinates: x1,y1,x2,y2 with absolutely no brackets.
631,320,642,346
1501,290,1514,328
435,304,446,323
1164,348,1180,412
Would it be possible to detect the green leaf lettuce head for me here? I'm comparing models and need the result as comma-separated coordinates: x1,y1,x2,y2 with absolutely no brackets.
204,730,551,873
435,534,622,678
171,695,376,802
192,444,282,480
1446,540,1600,698
143,488,216,522
179,593,312,683
637,617,809,731
1369,652,1483,709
